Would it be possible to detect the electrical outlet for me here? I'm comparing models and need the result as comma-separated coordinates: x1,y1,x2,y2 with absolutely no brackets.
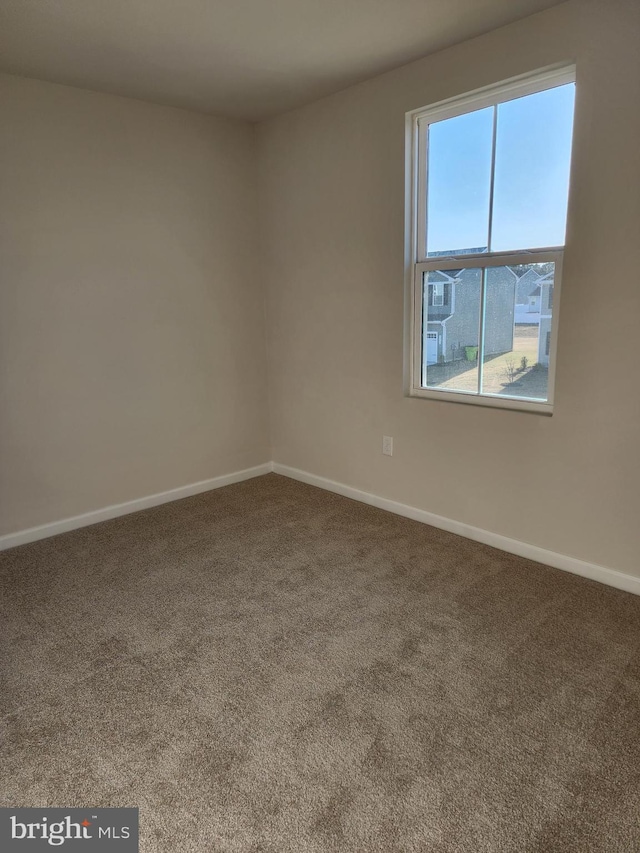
382,435,393,456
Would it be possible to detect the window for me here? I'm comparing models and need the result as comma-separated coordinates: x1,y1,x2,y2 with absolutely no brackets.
407,67,576,413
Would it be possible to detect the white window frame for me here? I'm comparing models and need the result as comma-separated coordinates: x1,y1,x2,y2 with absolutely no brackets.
405,65,575,415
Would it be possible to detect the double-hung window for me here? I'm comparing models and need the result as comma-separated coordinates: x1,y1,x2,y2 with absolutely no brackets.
407,67,576,413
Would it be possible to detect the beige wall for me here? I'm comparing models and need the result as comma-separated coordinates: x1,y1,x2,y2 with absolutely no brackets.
0,74,270,534
258,0,640,577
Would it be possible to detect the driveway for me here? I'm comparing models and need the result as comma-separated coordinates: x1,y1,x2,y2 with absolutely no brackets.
425,326,548,399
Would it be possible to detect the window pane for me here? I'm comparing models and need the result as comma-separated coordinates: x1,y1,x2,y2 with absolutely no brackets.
426,108,493,256
422,269,481,393
490,84,575,251
481,263,555,401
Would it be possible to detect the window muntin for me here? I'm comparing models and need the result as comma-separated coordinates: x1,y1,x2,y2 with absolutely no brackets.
409,67,576,413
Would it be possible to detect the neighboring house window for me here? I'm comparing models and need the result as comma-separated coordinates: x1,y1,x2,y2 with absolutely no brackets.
406,67,576,413
427,282,449,307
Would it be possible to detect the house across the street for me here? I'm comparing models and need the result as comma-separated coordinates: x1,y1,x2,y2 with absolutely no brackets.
424,264,555,367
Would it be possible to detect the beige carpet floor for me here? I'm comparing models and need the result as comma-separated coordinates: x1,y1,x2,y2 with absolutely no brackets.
2,473,640,852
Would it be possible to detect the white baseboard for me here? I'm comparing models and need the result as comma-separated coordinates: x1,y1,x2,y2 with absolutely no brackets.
0,462,273,552
272,462,640,597
4,459,638,598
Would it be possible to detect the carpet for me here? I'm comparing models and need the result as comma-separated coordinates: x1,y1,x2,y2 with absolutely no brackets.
2,473,639,851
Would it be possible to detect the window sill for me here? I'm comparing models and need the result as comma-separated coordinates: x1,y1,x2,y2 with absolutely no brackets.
409,387,554,415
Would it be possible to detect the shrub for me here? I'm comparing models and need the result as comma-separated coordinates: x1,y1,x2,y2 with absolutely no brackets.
503,357,519,383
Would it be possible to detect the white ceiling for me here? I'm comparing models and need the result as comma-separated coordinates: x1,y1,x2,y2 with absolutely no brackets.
0,0,567,121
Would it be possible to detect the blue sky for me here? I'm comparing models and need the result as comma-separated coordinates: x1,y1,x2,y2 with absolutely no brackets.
426,83,576,255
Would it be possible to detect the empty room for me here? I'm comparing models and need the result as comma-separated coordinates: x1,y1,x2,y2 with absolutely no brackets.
1,0,639,849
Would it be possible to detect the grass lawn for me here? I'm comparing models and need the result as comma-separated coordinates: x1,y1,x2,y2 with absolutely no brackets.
425,325,549,400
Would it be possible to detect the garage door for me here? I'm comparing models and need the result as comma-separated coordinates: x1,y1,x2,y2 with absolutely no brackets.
425,332,438,365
